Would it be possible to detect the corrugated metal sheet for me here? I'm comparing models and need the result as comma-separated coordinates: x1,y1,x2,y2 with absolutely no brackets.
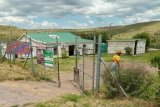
27,32,93,44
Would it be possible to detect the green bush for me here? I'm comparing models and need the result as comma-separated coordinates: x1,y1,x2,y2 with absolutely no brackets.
133,32,151,51
124,47,132,55
61,48,67,59
150,43,160,49
155,85,160,105
150,55,160,74
104,63,153,98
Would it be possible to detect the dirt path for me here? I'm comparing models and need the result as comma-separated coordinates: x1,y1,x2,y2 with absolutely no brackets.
0,72,80,107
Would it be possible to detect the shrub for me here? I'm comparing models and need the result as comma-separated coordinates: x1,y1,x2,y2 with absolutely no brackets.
150,43,160,49
155,85,160,105
124,47,132,55
104,63,153,98
133,32,150,51
150,55,160,74
61,48,67,59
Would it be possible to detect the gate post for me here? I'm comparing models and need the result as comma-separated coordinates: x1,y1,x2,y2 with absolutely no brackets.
92,35,96,94
29,37,35,76
74,37,79,84
96,35,102,93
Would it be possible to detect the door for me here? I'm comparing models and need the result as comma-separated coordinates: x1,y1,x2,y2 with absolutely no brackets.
69,45,75,56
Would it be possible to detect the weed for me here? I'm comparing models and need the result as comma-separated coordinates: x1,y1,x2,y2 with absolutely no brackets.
61,94,82,102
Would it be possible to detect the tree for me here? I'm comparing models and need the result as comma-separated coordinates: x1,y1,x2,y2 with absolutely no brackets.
101,32,109,43
133,32,150,51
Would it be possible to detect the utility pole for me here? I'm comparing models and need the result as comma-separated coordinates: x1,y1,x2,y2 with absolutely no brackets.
109,23,113,39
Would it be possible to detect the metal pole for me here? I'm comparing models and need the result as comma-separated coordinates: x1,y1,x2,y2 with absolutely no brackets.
96,35,102,93
92,35,96,94
100,58,128,97
75,37,78,68
9,42,12,67
109,23,113,39
56,37,61,87
29,37,35,76
13,47,16,64
82,45,85,94
0,42,2,56
75,37,79,84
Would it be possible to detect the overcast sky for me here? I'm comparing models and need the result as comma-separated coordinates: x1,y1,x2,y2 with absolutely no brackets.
0,0,160,29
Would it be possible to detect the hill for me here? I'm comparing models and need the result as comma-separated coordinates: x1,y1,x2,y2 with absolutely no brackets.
0,25,26,42
0,21,160,42
110,21,160,40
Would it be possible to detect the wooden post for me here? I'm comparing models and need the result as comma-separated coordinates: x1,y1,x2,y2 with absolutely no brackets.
29,38,35,76
56,37,61,87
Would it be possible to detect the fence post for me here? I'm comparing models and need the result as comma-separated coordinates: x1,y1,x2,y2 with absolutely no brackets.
75,37,78,68
0,42,2,56
82,44,85,94
56,37,61,87
96,35,102,93
92,35,96,94
29,37,35,76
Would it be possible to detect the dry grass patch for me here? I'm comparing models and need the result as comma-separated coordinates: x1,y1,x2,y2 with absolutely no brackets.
27,94,156,107
0,62,34,81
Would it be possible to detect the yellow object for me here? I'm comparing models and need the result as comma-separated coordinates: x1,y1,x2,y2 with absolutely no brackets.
113,55,121,63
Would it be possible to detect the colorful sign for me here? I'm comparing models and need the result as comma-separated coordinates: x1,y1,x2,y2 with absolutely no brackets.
6,42,30,54
36,49,44,65
43,50,54,67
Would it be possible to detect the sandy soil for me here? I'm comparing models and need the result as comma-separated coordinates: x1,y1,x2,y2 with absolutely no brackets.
0,72,80,107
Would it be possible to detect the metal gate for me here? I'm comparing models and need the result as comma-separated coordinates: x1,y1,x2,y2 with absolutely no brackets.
73,35,128,97
74,35,96,95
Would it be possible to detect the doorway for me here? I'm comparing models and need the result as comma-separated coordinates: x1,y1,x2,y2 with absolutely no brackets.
69,45,75,56
134,40,138,55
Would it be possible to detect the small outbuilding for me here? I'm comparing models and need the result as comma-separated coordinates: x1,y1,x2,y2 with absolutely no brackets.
107,39,146,55
18,32,94,57
0,41,6,56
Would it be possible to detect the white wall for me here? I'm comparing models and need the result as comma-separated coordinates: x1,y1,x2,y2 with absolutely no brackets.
136,40,146,54
108,41,135,54
19,35,94,57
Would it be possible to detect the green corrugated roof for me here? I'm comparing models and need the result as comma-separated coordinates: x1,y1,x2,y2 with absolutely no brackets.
27,32,93,44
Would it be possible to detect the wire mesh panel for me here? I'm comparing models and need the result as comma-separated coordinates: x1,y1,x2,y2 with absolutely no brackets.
74,36,96,95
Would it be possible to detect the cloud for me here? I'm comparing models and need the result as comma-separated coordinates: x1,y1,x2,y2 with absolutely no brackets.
1,0,159,18
68,20,89,28
0,0,160,28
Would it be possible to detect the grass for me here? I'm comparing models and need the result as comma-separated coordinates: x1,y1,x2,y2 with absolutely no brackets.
102,50,160,63
0,62,35,81
24,94,156,107
0,50,159,81
0,55,76,81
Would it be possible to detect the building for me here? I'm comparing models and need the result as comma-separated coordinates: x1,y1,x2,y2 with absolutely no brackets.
18,32,94,57
107,39,146,55
0,42,6,56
